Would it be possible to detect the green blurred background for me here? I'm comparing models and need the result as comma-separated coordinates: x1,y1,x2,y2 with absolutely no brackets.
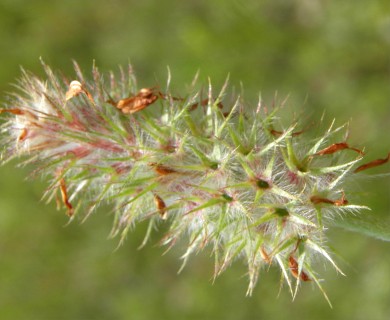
1,0,390,319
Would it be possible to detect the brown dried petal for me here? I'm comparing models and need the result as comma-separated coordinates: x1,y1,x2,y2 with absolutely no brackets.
0,108,25,115
60,178,74,217
154,194,167,220
354,152,390,173
314,142,363,156
288,256,311,282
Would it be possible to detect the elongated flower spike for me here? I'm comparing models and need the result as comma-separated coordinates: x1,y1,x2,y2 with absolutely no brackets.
1,62,389,305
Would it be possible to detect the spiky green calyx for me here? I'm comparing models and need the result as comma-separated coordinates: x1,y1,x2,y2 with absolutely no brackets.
1,62,387,305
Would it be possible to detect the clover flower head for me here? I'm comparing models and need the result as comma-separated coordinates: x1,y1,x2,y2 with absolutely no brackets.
1,61,389,306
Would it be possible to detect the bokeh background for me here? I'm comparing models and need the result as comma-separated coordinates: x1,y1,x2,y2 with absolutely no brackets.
1,0,390,319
